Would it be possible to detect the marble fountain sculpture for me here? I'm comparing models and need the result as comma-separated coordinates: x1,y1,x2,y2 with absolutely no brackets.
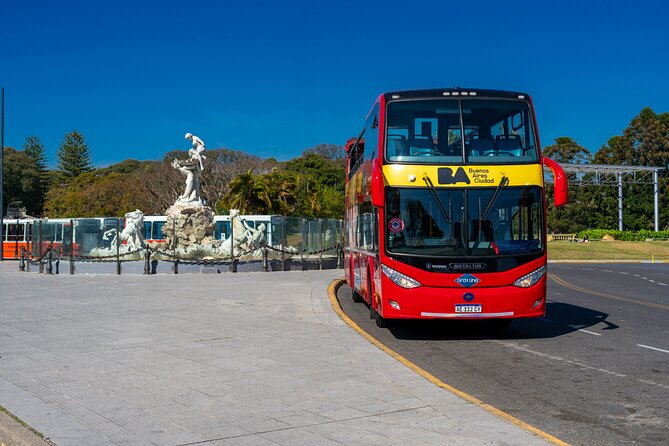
90,209,147,257
156,133,287,260
90,133,294,262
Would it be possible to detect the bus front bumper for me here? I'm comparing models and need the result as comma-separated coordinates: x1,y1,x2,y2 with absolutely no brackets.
379,276,547,320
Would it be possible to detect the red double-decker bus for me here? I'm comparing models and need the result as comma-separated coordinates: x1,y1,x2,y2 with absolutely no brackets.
344,88,567,327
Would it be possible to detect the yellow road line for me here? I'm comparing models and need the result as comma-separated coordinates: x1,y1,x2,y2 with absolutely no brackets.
548,273,669,312
327,279,571,446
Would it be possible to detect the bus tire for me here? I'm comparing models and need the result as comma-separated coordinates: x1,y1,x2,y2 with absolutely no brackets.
371,306,392,328
352,288,363,303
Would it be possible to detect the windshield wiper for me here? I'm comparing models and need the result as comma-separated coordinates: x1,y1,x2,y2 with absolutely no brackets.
422,174,451,224
481,175,509,220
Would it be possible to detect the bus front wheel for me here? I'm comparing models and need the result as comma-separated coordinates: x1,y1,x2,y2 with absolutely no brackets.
352,288,363,303
371,306,392,328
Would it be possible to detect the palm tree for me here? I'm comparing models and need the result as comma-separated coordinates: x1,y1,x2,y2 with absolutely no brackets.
266,171,298,215
223,170,271,214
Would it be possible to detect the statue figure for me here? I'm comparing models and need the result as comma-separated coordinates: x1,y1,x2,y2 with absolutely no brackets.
185,132,206,171
172,157,202,205
243,222,267,250
102,209,147,252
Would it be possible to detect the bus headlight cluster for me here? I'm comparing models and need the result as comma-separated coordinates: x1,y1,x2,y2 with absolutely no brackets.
382,264,421,289
513,265,546,288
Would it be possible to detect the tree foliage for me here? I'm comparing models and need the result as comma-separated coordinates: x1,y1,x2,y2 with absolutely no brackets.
543,137,591,164
23,136,48,171
546,107,669,232
2,147,44,216
57,130,93,180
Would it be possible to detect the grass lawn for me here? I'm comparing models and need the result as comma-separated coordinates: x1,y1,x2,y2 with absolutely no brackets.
547,240,669,261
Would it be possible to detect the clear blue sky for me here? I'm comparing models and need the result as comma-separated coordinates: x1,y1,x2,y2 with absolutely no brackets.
2,0,668,167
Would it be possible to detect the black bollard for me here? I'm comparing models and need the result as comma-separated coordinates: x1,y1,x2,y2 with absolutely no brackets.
301,251,308,271
261,244,269,272
45,248,53,275
229,258,238,273
143,248,151,275
19,247,25,271
173,259,179,274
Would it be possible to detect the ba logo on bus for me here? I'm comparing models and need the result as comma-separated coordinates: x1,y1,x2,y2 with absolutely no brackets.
455,273,480,288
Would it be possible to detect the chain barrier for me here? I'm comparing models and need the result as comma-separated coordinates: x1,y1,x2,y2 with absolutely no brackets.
148,245,259,265
72,247,144,263
24,242,343,273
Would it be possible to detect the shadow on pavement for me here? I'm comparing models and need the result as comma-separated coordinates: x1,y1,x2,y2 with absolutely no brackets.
385,302,618,341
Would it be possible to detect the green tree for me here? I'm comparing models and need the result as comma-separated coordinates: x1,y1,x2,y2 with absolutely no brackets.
2,147,43,216
23,136,48,171
543,137,592,164
22,136,50,215
592,107,669,230
57,130,93,180
221,170,272,214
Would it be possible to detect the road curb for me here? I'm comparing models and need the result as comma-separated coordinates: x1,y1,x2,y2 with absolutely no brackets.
327,279,571,446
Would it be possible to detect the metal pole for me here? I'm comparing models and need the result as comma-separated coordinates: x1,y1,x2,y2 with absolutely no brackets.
116,218,121,275
617,172,623,231
229,214,235,271
172,218,178,274
38,221,43,273
1,88,5,261
653,170,659,232
281,217,286,272
14,218,19,259
318,219,323,270
69,219,74,274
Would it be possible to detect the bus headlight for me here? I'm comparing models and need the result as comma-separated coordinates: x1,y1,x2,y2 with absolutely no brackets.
513,265,546,288
382,264,421,289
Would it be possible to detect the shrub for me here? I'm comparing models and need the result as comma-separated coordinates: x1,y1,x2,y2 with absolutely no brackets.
576,229,669,241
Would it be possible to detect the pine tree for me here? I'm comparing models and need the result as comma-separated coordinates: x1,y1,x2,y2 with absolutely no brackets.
21,136,49,215
23,136,48,171
57,130,93,180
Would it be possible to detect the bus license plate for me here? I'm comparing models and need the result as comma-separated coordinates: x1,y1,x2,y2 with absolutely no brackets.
455,304,482,313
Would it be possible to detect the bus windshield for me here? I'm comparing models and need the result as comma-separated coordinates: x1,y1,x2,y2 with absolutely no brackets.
385,99,538,164
385,186,543,257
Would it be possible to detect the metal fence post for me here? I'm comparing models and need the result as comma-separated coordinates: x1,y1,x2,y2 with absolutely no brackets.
115,218,121,275
69,219,75,274
38,221,43,274
45,246,53,275
318,219,323,270
229,215,236,272
173,218,178,274
281,217,286,272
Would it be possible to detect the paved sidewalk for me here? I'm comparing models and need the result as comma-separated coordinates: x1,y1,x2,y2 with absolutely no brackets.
0,263,550,445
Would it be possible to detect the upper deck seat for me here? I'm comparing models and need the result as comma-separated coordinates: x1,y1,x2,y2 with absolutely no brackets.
387,134,409,157
469,138,493,156
409,136,435,156
495,135,523,156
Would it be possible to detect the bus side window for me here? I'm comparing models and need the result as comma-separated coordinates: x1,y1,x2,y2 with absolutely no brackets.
154,222,165,239
143,222,152,239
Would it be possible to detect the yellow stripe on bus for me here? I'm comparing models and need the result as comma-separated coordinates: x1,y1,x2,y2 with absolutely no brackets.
382,163,544,187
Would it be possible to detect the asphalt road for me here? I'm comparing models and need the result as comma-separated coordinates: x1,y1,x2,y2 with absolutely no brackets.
337,263,669,446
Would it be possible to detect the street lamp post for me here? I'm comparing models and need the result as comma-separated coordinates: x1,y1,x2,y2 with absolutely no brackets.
1,87,5,261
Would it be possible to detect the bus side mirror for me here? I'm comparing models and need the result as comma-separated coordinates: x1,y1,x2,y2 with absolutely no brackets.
371,159,385,208
543,157,568,207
